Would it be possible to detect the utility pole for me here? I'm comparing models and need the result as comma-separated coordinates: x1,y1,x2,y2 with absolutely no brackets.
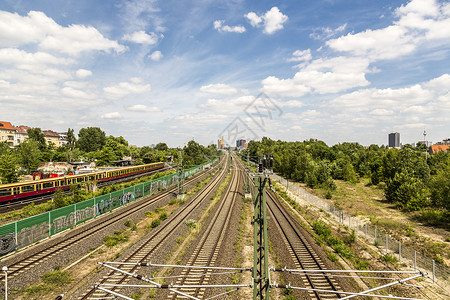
177,148,184,199
245,150,251,198
2,266,7,300
252,156,273,300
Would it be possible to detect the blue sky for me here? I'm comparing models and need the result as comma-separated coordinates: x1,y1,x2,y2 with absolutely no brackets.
0,0,449,147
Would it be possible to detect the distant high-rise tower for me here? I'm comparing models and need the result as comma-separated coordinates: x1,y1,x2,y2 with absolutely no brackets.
388,132,400,148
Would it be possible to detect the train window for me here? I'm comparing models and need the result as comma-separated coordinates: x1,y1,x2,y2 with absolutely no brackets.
43,182,54,189
13,187,20,195
37,184,42,191
77,177,84,183
21,185,35,193
0,188,12,197
89,175,95,181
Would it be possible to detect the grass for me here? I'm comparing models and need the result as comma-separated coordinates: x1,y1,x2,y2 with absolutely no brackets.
104,231,129,247
25,269,72,295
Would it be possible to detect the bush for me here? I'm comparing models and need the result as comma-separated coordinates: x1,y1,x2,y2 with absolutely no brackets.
313,221,331,237
159,212,168,221
104,231,129,247
150,219,161,228
124,219,133,227
185,219,197,229
42,270,72,285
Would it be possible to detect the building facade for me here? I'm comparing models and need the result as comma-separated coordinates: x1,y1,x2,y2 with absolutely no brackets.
388,132,400,148
0,121,17,147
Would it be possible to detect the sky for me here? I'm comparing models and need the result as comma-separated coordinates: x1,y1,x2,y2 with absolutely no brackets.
0,0,449,148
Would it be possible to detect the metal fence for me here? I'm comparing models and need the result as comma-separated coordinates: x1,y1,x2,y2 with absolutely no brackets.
0,160,217,257
271,174,449,286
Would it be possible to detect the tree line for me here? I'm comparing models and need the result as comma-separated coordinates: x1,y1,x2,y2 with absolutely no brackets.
0,127,220,184
245,137,450,215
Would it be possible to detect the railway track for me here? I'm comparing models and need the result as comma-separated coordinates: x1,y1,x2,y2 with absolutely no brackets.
266,189,342,299
77,156,230,299
0,161,220,284
167,156,242,299
235,156,342,299
0,167,170,214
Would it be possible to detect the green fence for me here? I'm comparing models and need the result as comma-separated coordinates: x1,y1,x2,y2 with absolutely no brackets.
0,159,217,257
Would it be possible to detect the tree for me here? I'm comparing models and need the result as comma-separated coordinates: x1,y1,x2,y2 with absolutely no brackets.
17,139,42,173
0,153,18,183
385,171,426,211
0,141,9,156
76,127,106,152
27,128,47,150
429,162,450,210
155,142,168,151
66,128,76,150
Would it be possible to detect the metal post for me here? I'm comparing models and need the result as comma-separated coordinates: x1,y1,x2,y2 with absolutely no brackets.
253,174,270,300
2,266,7,300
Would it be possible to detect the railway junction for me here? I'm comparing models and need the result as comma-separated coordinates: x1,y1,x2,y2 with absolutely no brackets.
0,153,444,299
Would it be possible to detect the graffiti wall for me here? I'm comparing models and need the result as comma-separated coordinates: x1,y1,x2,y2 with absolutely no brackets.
0,159,217,257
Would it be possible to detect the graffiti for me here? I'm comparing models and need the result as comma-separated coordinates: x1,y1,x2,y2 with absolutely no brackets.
0,233,16,255
53,206,96,233
17,222,49,248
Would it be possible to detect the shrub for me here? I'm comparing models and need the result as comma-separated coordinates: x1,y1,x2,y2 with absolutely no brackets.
124,219,133,227
159,212,168,221
104,231,129,247
42,270,72,285
185,219,197,229
150,219,161,228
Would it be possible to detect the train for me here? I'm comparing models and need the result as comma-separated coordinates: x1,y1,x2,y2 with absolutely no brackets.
0,162,165,204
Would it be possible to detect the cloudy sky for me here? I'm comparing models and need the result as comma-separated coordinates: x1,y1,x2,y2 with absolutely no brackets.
0,0,449,147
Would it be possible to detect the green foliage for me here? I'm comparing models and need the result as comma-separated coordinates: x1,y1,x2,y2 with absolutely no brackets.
385,171,427,211
155,142,168,151
53,189,68,208
76,127,106,152
16,139,42,173
66,128,76,150
124,219,133,227
159,212,168,220
27,127,47,150
150,219,161,228
429,161,450,210
0,152,18,183
42,269,72,285
185,219,197,228
104,231,129,247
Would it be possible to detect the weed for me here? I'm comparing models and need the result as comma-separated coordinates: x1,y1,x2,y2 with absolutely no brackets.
185,219,197,229
104,231,129,247
43,270,72,285
159,212,168,221
145,211,154,218
381,254,398,264
355,258,370,270
176,237,183,244
327,251,339,262
150,219,161,228
124,219,133,227
131,223,137,231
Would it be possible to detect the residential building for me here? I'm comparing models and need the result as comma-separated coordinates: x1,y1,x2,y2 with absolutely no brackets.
429,145,450,155
43,130,63,147
15,125,29,145
388,132,400,148
0,121,17,147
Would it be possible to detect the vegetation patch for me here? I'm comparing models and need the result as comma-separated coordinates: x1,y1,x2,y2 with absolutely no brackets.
104,230,129,247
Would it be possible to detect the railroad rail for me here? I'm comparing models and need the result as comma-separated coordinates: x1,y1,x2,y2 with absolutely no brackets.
0,161,220,285
266,189,342,299
77,156,230,299
166,156,242,299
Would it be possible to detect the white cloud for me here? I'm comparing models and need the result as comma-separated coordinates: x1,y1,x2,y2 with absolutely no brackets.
329,84,432,111
103,77,151,98
0,11,126,56
149,50,163,61
0,48,72,71
200,83,238,95
213,20,246,33
101,112,121,119
310,24,347,40
326,0,450,61
262,56,370,97
200,95,255,114
127,104,160,112
61,86,95,99
287,49,312,62
122,30,159,44
423,73,450,92
369,109,394,116
245,7,288,34
75,69,92,78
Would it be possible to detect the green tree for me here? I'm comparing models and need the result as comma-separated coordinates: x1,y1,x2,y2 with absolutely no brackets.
0,153,18,183
96,146,116,166
66,128,76,150
76,127,106,152
27,128,47,150
17,139,42,173
0,141,9,156
385,171,427,211
155,142,168,151
105,136,129,159
429,162,450,210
